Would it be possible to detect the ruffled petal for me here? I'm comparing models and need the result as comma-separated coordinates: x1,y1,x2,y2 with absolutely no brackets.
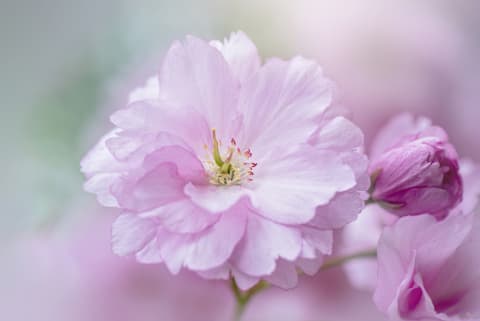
231,269,260,291
370,113,446,158
110,101,211,155
139,199,219,234
81,129,129,177
210,31,261,84
112,213,157,257
158,35,240,140
231,213,302,276
83,173,122,207
237,56,333,159
129,203,247,272
311,191,365,229
296,257,324,276
374,212,474,315
251,147,355,225
143,145,206,184
184,183,248,213
111,144,207,212
264,259,298,289
310,116,364,151
301,227,333,255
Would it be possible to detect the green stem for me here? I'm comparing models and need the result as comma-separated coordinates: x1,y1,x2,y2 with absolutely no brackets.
230,278,269,321
320,249,377,271
229,249,377,320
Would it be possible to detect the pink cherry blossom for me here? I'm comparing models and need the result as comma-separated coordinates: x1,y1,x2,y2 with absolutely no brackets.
369,113,462,219
374,207,480,321
341,159,480,295
81,31,368,289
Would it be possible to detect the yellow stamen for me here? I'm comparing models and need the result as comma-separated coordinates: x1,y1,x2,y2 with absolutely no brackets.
205,130,256,185
212,129,224,167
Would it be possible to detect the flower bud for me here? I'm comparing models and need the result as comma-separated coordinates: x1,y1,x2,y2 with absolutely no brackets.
369,128,462,219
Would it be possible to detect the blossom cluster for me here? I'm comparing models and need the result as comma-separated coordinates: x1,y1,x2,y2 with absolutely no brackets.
81,32,480,320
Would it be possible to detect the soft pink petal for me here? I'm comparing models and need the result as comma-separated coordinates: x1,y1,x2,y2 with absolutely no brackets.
237,56,333,159
196,264,230,280
264,259,299,289
311,191,368,229
231,269,260,291
135,204,247,272
81,129,130,177
426,213,480,317
374,212,474,316
81,129,137,207
301,227,333,256
110,101,211,155
340,151,370,189
251,148,355,225
370,113,445,158
143,145,206,184
112,213,157,257
158,35,240,140
183,207,247,271
295,257,324,276
210,31,261,84
139,199,220,234
83,173,122,207
184,183,248,213
106,131,152,161
112,163,185,212
231,213,302,276
135,230,176,268
311,116,364,151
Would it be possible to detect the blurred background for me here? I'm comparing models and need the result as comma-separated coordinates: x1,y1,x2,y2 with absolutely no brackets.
1,0,479,320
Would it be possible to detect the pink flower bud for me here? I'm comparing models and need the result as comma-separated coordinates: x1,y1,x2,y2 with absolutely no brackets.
369,115,462,219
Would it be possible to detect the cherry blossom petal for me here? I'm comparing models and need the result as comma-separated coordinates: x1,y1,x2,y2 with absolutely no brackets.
158,35,240,139
210,31,261,84
251,148,355,225
238,56,333,159
231,213,302,277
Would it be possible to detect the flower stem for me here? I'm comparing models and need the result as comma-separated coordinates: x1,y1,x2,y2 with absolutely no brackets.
229,249,376,320
230,278,269,321
320,249,377,271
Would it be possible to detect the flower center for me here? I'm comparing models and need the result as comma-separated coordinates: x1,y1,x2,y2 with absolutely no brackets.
203,129,256,186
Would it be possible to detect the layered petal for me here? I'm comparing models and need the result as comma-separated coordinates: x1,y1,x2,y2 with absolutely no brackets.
184,183,248,213
113,203,247,273
110,145,206,212
310,116,364,152
81,129,130,178
112,213,157,257
370,113,434,158
110,100,211,155
369,114,462,218
210,31,261,84
251,147,355,225
158,35,240,139
81,129,134,207
231,213,302,277
139,199,219,234
237,56,333,159
374,210,480,321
